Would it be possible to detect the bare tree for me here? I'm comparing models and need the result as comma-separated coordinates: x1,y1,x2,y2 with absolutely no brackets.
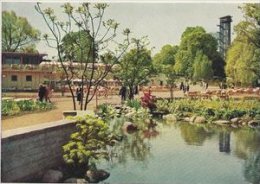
35,3,130,110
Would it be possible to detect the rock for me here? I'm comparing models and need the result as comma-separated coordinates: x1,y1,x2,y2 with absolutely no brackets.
189,116,197,123
42,169,63,183
122,122,138,133
231,124,238,128
194,116,206,124
86,169,110,183
213,120,231,125
183,117,190,122
242,122,248,126
231,118,240,124
163,114,177,122
248,120,260,128
64,178,88,183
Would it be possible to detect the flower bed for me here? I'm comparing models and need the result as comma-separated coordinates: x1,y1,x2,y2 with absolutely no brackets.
2,99,54,116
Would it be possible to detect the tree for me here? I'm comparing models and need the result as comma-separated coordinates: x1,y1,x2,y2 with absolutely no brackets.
225,4,260,86
226,34,259,86
2,11,40,52
115,37,154,99
193,51,213,81
36,3,130,110
60,30,93,62
238,4,260,48
174,26,221,80
153,44,178,99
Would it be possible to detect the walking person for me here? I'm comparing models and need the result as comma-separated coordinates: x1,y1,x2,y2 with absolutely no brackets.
76,86,83,105
119,86,127,102
44,85,52,102
38,84,46,102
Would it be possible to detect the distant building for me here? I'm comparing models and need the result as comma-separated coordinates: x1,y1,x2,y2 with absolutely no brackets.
1,52,54,91
218,15,232,59
2,52,121,92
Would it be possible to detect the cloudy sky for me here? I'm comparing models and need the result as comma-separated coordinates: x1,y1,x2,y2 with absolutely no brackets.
2,1,250,58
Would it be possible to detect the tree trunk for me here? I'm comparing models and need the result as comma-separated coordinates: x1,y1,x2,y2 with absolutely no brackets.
129,85,134,100
170,85,174,101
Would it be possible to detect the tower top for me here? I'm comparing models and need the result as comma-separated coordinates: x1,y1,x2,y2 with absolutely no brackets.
220,16,232,23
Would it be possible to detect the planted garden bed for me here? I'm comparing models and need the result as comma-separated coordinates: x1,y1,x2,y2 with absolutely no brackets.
1,99,54,117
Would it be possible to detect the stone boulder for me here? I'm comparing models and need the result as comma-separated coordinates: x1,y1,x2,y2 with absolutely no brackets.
122,122,138,133
194,116,206,124
231,118,240,124
85,169,110,183
189,116,197,123
183,117,190,122
64,178,88,183
213,120,231,125
248,120,260,128
163,114,177,122
42,169,63,183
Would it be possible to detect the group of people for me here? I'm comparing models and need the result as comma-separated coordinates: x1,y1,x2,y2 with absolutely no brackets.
38,84,52,102
180,82,190,93
119,85,139,102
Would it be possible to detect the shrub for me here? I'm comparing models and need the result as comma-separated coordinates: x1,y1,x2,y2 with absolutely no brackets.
63,115,115,176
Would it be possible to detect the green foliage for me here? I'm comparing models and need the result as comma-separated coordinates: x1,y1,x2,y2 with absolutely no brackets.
226,4,260,86
96,103,118,120
2,11,40,52
174,26,221,80
61,30,93,62
126,99,142,111
115,37,154,99
156,99,260,122
63,115,113,175
1,99,53,116
1,100,20,116
193,51,213,81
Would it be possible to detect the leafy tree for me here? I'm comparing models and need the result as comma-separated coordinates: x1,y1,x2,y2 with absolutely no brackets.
226,4,260,86
193,51,213,81
153,44,178,99
174,26,221,80
238,4,260,48
60,30,93,62
115,37,154,99
2,11,40,52
36,3,130,110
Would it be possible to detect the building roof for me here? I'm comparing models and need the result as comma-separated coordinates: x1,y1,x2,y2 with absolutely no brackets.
2,52,47,57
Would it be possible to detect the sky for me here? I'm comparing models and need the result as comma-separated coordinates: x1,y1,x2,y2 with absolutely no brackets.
2,1,249,59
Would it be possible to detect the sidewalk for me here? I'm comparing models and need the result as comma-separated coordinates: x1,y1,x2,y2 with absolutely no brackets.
1,87,202,131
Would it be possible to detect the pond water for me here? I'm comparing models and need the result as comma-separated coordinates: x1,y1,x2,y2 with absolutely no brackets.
98,121,260,184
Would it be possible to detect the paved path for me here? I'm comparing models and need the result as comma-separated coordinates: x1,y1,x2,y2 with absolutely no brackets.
2,85,206,130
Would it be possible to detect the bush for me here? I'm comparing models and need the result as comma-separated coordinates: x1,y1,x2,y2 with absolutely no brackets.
63,115,114,177
155,98,260,122
2,99,53,116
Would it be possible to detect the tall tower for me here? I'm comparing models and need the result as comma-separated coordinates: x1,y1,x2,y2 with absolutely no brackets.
218,15,232,59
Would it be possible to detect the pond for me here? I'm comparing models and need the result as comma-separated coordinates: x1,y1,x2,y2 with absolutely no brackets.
98,121,260,184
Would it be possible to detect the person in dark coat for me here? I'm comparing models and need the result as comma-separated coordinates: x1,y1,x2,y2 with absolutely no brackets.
38,84,46,102
180,82,184,91
76,86,83,105
119,86,127,102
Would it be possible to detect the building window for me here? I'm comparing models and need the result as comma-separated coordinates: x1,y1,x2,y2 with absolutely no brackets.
11,75,17,81
4,57,20,64
26,75,32,82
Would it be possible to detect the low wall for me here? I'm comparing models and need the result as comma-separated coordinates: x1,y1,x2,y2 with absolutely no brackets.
1,119,76,182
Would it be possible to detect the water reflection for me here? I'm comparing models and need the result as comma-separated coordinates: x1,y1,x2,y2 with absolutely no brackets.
105,120,260,183
179,123,215,146
219,131,231,153
108,131,151,167
234,129,260,160
244,152,260,184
